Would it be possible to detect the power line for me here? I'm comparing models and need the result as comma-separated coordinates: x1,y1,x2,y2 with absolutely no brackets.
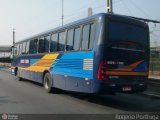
114,0,122,4
65,3,89,18
120,0,133,16
93,4,106,10
62,0,64,26
31,2,98,29
66,0,99,17
91,0,104,5
127,15,160,24
64,3,106,22
64,13,85,24
129,0,151,19
64,9,87,21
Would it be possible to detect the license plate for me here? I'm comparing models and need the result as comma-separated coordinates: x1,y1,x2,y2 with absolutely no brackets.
123,87,132,91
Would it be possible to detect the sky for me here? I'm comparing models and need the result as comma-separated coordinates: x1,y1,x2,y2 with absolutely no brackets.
0,0,160,47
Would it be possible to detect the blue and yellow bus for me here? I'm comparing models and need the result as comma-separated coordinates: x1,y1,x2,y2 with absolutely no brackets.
11,13,150,94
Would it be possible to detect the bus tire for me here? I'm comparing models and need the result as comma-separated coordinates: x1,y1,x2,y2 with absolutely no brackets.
17,77,23,81
16,69,23,81
44,73,53,93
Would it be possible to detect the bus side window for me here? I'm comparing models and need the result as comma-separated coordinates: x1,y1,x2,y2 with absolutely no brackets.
19,43,23,55
89,23,96,50
73,27,81,51
14,45,17,55
29,40,33,54
29,39,38,54
50,33,58,52
58,31,65,51
38,37,45,53
22,42,26,54
16,44,19,55
44,35,50,52
39,36,49,53
66,29,74,51
26,41,30,54
82,24,90,51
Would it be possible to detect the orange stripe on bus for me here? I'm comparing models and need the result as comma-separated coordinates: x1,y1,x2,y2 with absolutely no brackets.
107,60,144,72
106,71,148,76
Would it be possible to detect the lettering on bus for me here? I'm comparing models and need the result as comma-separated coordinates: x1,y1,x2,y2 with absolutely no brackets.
20,59,29,64
107,61,124,65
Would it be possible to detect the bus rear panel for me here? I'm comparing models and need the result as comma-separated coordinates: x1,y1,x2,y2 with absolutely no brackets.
95,14,149,93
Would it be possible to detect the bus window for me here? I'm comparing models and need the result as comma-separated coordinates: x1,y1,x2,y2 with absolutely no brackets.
82,24,90,50
38,37,45,53
22,42,26,54
73,27,81,51
39,36,49,53
89,23,96,50
19,43,23,55
14,44,17,55
58,31,66,51
50,33,58,52
29,39,38,54
26,41,30,54
66,29,74,51
16,44,19,55
109,22,148,46
44,36,50,52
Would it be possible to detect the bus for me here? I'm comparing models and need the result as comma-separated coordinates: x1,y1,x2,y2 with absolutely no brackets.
10,13,150,94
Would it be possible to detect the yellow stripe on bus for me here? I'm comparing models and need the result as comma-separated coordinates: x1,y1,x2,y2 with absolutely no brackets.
19,54,59,73
42,54,59,60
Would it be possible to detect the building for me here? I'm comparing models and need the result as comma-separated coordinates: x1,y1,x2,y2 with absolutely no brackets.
0,46,11,58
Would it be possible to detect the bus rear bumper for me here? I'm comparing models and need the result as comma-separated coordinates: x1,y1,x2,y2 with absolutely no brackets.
99,82,147,94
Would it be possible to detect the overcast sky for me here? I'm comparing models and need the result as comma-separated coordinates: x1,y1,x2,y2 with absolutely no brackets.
0,0,160,46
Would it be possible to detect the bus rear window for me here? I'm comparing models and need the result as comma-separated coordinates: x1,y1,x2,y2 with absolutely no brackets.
109,22,148,46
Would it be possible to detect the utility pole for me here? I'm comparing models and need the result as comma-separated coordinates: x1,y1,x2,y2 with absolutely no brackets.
107,0,113,14
11,28,15,59
13,28,15,46
62,0,64,26
88,8,93,16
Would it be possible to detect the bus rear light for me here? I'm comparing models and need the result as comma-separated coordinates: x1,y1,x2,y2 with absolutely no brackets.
97,60,107,81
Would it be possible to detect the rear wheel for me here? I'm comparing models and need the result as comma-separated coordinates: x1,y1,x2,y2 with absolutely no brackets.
44,73,53,93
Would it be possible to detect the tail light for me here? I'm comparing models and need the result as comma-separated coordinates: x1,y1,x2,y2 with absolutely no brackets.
97,60,107,81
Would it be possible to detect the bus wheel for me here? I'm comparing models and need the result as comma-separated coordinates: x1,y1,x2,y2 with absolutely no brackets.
44,73,53,93
17,77,23,81
16,69,23,81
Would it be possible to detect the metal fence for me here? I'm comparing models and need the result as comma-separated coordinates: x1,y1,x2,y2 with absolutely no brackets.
150,53,160,75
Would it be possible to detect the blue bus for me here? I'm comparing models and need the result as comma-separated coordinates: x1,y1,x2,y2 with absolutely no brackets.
11,13,150,94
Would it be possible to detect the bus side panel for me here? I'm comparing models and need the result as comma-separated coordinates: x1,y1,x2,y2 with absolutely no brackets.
52,74,66,90
66,76,91,93
51,51,94,93
13,55,47,83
